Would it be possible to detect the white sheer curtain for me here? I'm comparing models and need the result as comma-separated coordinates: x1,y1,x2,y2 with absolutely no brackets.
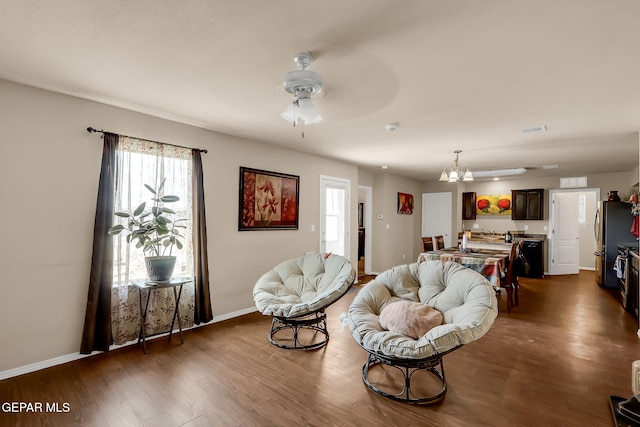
110,136,195,344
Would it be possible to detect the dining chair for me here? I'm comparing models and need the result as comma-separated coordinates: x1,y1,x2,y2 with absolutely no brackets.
500,240,523,313
420,237,434,252
434,235,445,250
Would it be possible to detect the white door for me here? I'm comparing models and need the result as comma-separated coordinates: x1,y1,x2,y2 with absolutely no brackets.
422,192,453,248
320,176,350,257
550,191,580,275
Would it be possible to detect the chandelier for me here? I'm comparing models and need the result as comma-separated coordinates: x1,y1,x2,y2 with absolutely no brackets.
439,150,474,182
280,52,323,127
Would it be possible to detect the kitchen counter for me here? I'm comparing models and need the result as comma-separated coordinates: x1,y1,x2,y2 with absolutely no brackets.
462,233,546,248
459,233,547,277
465,240,512,251
461,232,547,242
512,233,547,241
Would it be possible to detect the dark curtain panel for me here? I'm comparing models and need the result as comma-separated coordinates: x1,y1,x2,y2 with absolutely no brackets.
80,133,118,354
192,150,213,324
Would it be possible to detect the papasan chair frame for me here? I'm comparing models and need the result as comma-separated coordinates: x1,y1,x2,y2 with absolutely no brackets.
346,260,497,404
253,252,355,350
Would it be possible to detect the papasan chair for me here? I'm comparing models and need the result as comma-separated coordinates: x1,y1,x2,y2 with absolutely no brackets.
253,252,355,350
345,260,497,404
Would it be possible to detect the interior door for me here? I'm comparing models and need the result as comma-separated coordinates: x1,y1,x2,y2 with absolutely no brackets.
422,192,453,249
320,176,350,257
550,191,580,275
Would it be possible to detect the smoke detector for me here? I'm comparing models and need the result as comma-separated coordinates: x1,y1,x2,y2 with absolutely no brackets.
385,123,398,132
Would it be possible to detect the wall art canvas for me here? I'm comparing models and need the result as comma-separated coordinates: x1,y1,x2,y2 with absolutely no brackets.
239,167,299,230
397,192,414,215
476,194,512,216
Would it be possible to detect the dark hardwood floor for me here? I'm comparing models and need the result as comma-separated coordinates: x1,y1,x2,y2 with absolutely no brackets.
1,270,639,426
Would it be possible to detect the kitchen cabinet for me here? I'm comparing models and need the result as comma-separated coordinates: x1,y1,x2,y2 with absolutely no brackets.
511,189,544,220
462,192,476,220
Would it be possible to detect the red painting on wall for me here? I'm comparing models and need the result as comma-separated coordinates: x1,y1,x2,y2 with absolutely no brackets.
397,192,414,215
239,167,299,230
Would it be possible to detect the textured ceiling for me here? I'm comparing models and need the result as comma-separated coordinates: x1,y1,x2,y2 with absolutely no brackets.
1,0,639,181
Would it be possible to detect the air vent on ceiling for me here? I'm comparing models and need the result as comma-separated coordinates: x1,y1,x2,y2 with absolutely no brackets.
521,125,547,134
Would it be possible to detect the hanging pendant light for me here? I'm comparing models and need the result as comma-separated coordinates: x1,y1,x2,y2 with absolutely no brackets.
439,150,474,183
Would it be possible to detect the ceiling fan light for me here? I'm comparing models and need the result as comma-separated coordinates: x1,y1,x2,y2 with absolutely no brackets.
297,97,317,119
280,102,297,124
303,114,322,125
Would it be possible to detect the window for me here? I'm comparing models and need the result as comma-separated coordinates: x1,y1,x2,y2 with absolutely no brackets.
323,185,347,256
578,193,587,226
111,136,194,286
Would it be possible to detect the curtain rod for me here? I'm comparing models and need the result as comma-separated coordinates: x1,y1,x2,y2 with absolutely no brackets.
86,127,208,153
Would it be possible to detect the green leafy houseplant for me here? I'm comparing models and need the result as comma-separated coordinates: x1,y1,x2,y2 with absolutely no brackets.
108,178,187,280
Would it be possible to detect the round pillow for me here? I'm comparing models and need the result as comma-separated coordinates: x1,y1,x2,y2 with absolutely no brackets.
379,300,443,339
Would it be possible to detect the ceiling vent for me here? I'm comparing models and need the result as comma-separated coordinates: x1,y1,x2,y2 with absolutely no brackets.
521,125,547,134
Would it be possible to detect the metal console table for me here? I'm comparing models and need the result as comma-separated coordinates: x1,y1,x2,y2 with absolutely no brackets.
131,277,192,353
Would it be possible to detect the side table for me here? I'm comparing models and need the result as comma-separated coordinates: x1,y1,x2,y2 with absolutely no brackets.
131,277,192,353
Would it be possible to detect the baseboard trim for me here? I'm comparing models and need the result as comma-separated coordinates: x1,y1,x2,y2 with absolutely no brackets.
0,353,89,381
0,306,258,381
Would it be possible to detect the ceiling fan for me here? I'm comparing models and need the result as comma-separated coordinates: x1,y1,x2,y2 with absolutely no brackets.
280,52,323,126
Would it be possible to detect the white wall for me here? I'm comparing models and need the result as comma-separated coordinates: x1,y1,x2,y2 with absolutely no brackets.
370,172,423,272
0,79,361,372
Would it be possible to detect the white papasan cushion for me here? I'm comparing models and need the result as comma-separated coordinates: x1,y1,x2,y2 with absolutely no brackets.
347,260,497,359
253,252,356,318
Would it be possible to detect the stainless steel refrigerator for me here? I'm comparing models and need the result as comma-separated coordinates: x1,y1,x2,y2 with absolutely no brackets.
595,201,636,288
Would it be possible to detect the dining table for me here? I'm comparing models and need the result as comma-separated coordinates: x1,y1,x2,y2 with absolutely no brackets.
418,247,510,287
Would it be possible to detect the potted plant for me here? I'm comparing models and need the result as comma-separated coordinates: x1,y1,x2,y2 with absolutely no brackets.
108,178,187,282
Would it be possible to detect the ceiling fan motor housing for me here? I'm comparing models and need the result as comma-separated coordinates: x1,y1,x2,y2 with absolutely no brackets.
282,70,323,97
282,52,323,98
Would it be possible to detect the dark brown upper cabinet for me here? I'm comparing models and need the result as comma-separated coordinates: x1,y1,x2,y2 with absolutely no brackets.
511,189,544,220
462,192,476,220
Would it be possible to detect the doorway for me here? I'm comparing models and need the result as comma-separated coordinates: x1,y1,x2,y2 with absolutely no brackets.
549,188,599,274
320,176,351,258
358,185,372,277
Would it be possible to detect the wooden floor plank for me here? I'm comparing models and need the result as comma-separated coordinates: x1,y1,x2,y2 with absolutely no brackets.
1,270,639,426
